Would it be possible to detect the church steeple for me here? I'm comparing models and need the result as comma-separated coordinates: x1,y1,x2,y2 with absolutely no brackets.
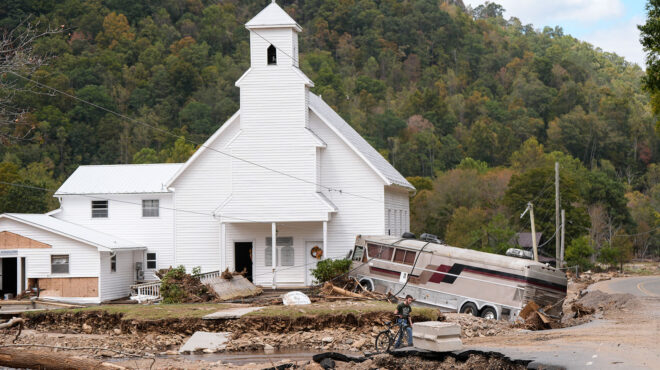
245,1,301,67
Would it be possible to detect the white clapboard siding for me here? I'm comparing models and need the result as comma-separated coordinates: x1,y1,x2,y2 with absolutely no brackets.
0,218,101,278
249,29,298,68
171,116,240,273
56,194,174,279
385,186,411,237
308,111,385,259
99,250,134,301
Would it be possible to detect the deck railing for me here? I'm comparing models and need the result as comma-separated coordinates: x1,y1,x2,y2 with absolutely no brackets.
130,281,161,302
195,270,221,283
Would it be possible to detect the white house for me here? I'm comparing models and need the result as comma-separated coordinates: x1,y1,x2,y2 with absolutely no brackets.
0,2,413,302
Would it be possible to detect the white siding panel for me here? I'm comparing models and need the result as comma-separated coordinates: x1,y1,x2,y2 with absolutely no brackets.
309,111,385,259
385,186,411,237
56,194,174,280
0,218,100,279
171,119,240,273
99,250,135,301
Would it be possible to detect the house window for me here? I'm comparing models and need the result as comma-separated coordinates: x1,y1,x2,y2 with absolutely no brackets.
142,199,159,217
51,255,69,274
146,253,156,269
280,245,294,266
110,254,116,272
91,200,108,218
267,45,276,65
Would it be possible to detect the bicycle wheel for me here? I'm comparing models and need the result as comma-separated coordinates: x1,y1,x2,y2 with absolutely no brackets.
374,331,392,352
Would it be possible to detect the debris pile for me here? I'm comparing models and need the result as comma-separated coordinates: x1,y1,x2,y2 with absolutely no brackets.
516,301,562,330
158,267,217,303
443,313,511,338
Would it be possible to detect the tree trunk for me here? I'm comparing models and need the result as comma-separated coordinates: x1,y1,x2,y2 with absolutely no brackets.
0,348,126,370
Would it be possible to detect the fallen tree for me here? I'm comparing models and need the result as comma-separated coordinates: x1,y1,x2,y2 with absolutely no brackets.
0,348,126,369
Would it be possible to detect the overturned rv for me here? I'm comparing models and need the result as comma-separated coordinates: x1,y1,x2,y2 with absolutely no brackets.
349,235,567,321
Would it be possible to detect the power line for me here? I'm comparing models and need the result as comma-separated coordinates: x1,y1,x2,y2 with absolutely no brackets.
6,71,383,205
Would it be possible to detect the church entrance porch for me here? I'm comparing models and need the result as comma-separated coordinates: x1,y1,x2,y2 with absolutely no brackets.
221,221,327,288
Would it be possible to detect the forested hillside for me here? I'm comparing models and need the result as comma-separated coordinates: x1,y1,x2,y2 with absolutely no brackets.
0,0,658,265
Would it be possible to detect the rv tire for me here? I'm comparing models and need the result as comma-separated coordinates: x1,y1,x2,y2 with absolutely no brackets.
359,279,374,292
459,302,479,316
480,306,497,320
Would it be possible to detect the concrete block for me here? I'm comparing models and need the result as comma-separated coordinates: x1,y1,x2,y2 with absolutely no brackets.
179,331,231,353
412,321,462,352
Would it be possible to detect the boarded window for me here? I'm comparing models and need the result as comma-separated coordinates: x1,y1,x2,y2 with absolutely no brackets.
142,199,159,217
393,249,416,265
367,243,393,260
146,253,156,269
51,255,69,274
91,200,108,218
110,254,116,272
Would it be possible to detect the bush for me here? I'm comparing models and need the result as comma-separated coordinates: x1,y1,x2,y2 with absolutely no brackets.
311,258,352,285
565,236,594,270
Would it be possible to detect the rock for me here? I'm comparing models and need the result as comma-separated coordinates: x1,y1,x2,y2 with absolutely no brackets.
344,338,354,345
352,338,366,349
304,362,324,370
264,343,275,352
113,328,122,335
322,336,334,343
82,323,92,334
319,358,335,369
203,348,215,353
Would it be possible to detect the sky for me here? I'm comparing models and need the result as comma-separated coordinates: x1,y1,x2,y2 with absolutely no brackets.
462,0,648,67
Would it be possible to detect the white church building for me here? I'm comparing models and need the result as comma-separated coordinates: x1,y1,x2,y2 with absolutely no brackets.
0,2,414,303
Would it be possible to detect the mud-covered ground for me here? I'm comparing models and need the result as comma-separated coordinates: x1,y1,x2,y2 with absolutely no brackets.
1,270,651,369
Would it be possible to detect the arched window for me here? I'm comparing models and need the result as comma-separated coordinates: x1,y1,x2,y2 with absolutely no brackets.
267,45,277,65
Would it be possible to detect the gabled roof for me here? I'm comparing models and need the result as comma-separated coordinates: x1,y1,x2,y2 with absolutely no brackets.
308,92,414,190
245,1,302,32
0,214,145,251
56,163,183,195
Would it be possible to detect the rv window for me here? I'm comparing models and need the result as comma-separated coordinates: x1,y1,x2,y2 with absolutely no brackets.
367,243,393,261
353,246,364,261
393,249,417,265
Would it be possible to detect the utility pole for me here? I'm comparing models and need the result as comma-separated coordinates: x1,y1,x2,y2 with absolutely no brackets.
555,162,560,267
560,209,566,268
521,202,539,262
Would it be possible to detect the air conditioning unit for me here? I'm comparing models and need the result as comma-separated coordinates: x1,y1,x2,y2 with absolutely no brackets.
135,262,144,281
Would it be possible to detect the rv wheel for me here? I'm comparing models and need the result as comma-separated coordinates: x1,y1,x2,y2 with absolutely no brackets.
480,306,497,320
359,279,374,292
459,302,478,316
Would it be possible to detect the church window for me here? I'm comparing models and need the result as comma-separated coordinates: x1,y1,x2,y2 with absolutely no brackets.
267,45,277,65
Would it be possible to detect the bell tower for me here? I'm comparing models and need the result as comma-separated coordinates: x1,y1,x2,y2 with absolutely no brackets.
245,0,301,68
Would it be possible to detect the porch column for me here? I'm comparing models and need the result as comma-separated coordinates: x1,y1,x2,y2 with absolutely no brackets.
220,222,226,271
322,221,328,260
272,222,277,289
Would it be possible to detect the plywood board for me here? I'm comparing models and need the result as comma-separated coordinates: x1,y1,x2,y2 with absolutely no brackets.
38,277,98,297
0,231,51,249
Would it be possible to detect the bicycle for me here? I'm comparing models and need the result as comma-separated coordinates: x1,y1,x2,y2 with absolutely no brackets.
374,319,412,352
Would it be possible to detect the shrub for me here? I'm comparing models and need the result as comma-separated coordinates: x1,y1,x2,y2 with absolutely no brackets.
565,236,594,270
311,258,352,284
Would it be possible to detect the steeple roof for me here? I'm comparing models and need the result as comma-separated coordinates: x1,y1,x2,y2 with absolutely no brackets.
245,1,302,32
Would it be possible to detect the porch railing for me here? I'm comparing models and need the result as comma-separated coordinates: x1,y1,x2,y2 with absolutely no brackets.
130,281,161,302
195,270,221,283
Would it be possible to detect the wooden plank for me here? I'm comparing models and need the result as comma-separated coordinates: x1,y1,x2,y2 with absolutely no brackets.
38,278,98,297
0,231,51,249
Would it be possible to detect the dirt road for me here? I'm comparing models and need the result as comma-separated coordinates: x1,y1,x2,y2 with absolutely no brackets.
465,275,660,369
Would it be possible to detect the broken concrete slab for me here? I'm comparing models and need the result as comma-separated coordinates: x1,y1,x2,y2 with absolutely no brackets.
205,275,262,301
202,306,264,319
178,331,231,353
412,321,462,352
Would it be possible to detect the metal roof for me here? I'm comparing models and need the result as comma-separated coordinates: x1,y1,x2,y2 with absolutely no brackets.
245,1,302,32
308,92,414,190
0,213,145,251
55,163,183,195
